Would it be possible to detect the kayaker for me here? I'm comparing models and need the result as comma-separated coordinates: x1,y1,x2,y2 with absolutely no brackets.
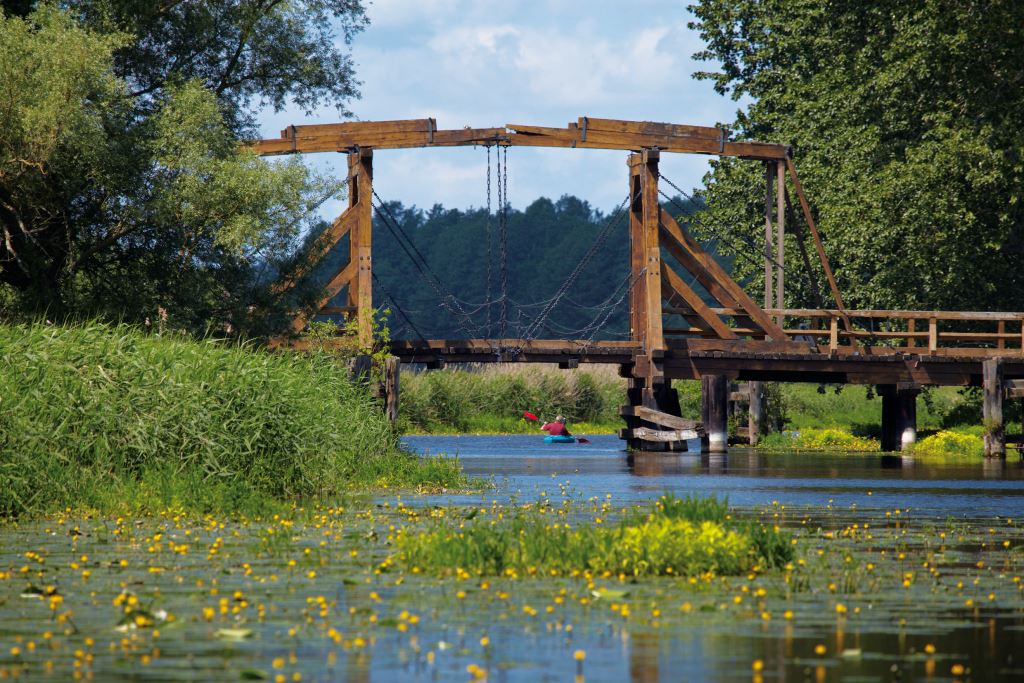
540,415,572,437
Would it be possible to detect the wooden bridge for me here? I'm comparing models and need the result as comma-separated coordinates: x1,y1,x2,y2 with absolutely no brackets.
254,117,1023,456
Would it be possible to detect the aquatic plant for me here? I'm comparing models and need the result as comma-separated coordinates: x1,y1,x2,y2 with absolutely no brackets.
910,430,984,458
0,321,465,517
759,428,880,452
395,495,792,577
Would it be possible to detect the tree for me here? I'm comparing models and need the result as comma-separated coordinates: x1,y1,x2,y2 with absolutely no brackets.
0,2,367,332
689,0,1024,311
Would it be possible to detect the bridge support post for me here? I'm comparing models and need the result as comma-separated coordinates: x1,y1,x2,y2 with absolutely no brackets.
984,358,1005,457
879,384,918,451
621,149,684,452
701,374,729,453
748,381,764,446
346,148,374,350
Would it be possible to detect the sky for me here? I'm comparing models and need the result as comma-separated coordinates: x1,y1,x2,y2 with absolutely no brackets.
257,0,745,218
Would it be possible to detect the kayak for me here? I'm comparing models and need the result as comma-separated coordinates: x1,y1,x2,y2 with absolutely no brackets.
544,435,576,444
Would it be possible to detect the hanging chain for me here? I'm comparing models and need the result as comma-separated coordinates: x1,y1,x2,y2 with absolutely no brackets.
498,145,510,338
484,144,493,336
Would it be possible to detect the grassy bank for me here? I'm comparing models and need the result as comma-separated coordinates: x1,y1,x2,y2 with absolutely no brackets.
0,322,464,518
399,365,627,434
397,365,1004,456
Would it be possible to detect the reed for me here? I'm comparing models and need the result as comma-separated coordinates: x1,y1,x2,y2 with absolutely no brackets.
398,364,625,433
0,321,464,517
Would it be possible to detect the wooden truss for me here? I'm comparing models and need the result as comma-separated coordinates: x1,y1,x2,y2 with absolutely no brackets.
255,116,846,360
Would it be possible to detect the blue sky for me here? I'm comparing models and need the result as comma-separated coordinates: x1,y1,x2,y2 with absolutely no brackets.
258,0,745,217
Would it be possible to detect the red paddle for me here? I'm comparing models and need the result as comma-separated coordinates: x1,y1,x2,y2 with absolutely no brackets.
522,411,590,443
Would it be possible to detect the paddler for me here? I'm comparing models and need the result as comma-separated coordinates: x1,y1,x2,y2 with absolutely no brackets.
540,415,572,438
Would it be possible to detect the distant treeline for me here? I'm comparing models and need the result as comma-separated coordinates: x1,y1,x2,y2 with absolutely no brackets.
304,194,729,340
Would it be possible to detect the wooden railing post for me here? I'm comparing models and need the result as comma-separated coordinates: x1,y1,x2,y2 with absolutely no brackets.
907,318,916,349
928,317,938,353
829,316,839,352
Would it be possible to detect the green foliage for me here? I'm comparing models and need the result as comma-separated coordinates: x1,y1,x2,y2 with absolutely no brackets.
395,495,792,578
0,321,464,518
0,4,360,334
759,428,880,452
689,0,1024,311
910,430,984,459
398,365,625,433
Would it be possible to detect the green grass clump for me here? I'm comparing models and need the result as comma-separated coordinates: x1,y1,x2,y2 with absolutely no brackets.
910,430,984,458
399,365,624,433
759,428,880,452
0,321,464,518
395,495,792,578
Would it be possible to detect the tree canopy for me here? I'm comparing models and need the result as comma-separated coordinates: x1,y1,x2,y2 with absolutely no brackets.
689,0,1024,311
0,2,366,333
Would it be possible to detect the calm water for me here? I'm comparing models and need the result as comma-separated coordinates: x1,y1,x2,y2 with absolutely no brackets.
403,434,1024,518
2,436,1024,682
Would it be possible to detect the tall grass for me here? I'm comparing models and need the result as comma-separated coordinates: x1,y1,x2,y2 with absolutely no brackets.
395,494,792,577
0,321,464,518
399,364,626,433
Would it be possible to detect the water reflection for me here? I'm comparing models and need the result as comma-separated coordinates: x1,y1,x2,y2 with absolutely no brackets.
404,434,1024,517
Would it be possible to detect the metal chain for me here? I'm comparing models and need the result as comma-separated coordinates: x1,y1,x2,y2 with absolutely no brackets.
517,194,630,346
498,145,509,338
371,271,430,344
371,193,483,338
484,145,493,335
659,174,786,272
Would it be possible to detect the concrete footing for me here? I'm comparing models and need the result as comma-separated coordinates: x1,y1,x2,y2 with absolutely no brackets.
879,384,918,452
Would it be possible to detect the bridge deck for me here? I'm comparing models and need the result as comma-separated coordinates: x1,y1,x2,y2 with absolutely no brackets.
389,338,1024,387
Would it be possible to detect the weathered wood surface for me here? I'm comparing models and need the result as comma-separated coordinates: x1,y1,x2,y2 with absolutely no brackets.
619,405,700,431
620,426,700,443
250,117,788,159
984,358,1005,457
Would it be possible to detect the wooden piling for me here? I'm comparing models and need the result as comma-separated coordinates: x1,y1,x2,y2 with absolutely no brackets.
896,384,918,450
984,358,1005,457
748,380,764,446
383,356,400,425
701,374,728,453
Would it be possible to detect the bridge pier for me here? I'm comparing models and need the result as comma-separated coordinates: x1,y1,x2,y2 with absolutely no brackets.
984,358,1005,457
879,384,918,452
701,375,729,453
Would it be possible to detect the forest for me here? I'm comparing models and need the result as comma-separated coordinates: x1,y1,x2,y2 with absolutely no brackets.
2,1,1023,336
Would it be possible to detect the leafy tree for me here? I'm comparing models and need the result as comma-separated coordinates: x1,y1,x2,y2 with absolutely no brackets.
689,0,1024,311
0,2,367,332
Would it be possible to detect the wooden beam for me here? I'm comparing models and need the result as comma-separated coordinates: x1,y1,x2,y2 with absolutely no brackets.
621,426,700,443
776,160,785,323
784,157,849,329
764,162,775,312
620,405,699,431
659,209,789,341
784,189,824,308
272,208,356,295
288,260,357,334
661,264,738,339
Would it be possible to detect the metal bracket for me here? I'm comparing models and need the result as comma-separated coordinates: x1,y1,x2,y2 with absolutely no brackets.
581,116,588,142
427,118,435,144
718,127,728,154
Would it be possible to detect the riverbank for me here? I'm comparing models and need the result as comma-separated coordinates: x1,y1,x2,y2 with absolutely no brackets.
0,322,464,518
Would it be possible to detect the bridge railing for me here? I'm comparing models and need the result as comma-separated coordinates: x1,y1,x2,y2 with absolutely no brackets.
664,307,1024,355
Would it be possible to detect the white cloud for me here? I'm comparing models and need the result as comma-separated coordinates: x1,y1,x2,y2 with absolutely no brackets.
260,2,741,213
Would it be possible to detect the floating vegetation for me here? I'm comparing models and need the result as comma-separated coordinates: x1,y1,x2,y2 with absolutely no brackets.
759,428,880,452
396,495,792,577
1,489,1023,681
